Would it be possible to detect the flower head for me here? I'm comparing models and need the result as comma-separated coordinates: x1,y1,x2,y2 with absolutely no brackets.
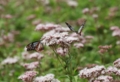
79,65,105,79
1,56,19,65
18,71,37,82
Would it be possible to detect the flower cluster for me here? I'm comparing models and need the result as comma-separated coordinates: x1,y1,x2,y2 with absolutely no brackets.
18,70,37,82
33,73,60,82
1,56,19,65
79,58,120,81
22,52,44,60
0,30,19,46
79,65,105,79
114,58,120,68
21,61,39,70
98,45,112,54
35,23,60,31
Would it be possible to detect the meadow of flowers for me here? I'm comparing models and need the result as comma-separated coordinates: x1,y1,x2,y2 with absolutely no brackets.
0,0,120,82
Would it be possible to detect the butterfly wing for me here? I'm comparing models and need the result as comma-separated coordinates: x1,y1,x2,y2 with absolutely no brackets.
78,21,86,35
65,22,77,32
26,41,39,51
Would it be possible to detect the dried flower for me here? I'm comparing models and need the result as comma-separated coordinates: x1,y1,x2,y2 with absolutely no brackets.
18,71,37,82
1,56,19,65
22,61,39,70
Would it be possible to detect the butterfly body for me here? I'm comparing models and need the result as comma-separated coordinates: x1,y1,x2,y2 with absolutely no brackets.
66,21,86,35
26,41,44,52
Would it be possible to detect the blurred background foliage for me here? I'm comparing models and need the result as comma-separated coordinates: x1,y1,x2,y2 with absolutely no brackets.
0,0,120,82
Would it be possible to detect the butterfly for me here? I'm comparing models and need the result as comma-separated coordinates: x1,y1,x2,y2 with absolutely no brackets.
26,41,44,52
65,21,86,35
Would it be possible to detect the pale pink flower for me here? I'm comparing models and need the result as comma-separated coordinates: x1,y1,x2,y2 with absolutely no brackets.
85,35,94,40
116,40,120,45
35,24,46,31
74,43,84,48
116,70,120,76
18,71,37,82
112,29,120,37
33,73,60,82
110,26,119,31
93,75,113,82
22,51,44,60
64,36,79,44
54,27,70,32
98,45,112,49
28,52,44,60
4,14,13,19
26,14,36,20
79,65,105,79
22,51,30,59
45,23,60,31
56,47,68,56
22,61,39,70
1,56,19,65
41,30,69,46
3,33,14,42
39,0,50,5
98,49,107,54
98,45,112,54
32,19,41,25
105,66,118,75
35,23,60,31
114,58,120,68
109,7,118,12
92,14,98,20
82,8,90,14
67,0,78,7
